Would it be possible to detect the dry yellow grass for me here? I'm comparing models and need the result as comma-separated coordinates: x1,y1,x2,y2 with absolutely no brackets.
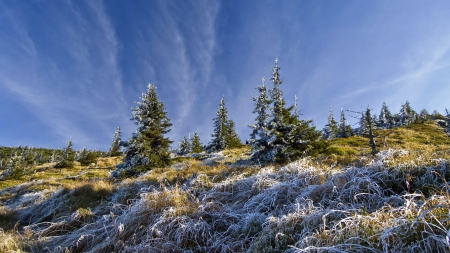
145,186,199,217
319,121,450,168
0,227,29,253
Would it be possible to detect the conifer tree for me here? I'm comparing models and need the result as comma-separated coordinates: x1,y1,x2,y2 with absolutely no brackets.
108,127,122,157
249,77,271,150
419,109,429,121
55,139,75,169
357,109,369,136
207,96,242,152
399,100,418,125
323,107,339,140
77,148,98,166
225,120,243,149
281,110,322,162
338,108,354,138
378,102,394,129
118,84,173,175
177,136,191,156
191,132,203,153
364,107,377,155
251,59,322,163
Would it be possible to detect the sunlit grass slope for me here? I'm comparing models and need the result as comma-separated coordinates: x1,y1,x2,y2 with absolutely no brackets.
1,120,450,252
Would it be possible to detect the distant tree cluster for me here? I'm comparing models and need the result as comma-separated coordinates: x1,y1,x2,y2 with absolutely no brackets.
322,108,354,140
0,140,105,180
322,100,443,142
175,133,203,156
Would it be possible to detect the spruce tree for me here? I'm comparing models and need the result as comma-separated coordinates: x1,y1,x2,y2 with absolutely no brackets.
251,59,322,163
249,77,271,150
357,110,369,136
378,102,394,129
191,132,203,153
55,139,75,169
338,108,354,138
77,147,98,166
207,96,242,152
225,120,243,148
281,109,322,162
323,107,339,140
119,84,173,175
177,136,191,156
399,100,417,125
419,109,429,121
108,127,122,157
364,108,377,154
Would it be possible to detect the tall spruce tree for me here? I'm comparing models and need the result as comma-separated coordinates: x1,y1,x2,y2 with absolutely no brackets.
249,59,286,162
108,126,122,157
207,96,242,152
323,107,339,140
191,132,203,153
251,59,322,163
118,84,173,175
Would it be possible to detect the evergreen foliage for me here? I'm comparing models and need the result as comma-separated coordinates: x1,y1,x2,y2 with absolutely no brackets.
225,119,243,149
322,107,339,140
77,147,99,166
249,78,270,146
190,132,203,153
364,107,378,154
118,84,173,176
357,109,369,136
378,102,395,129
338,108,354,138
207,96,242,152
177,136,191,156
419,109,430,121
354,107,378,154
108,127,122,157
399,100,418,125
55,139,75,169
250,59,323,163
249,78,271,154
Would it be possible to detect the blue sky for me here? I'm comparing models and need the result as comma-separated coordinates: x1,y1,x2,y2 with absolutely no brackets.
1,0,450,150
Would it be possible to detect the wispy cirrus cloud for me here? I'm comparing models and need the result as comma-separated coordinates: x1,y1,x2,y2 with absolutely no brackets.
128,0,220,142
0,0,128,149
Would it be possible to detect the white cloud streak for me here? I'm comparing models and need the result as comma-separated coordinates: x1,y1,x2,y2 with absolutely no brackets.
0,0,128,149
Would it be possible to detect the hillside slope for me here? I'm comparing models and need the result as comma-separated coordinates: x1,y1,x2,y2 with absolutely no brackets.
1,121,450,252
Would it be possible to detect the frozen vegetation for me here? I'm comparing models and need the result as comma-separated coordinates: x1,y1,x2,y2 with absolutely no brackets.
1,143,450,252
1,60,450,252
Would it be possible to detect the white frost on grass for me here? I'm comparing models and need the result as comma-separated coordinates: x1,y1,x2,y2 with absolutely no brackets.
10,150,450,252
